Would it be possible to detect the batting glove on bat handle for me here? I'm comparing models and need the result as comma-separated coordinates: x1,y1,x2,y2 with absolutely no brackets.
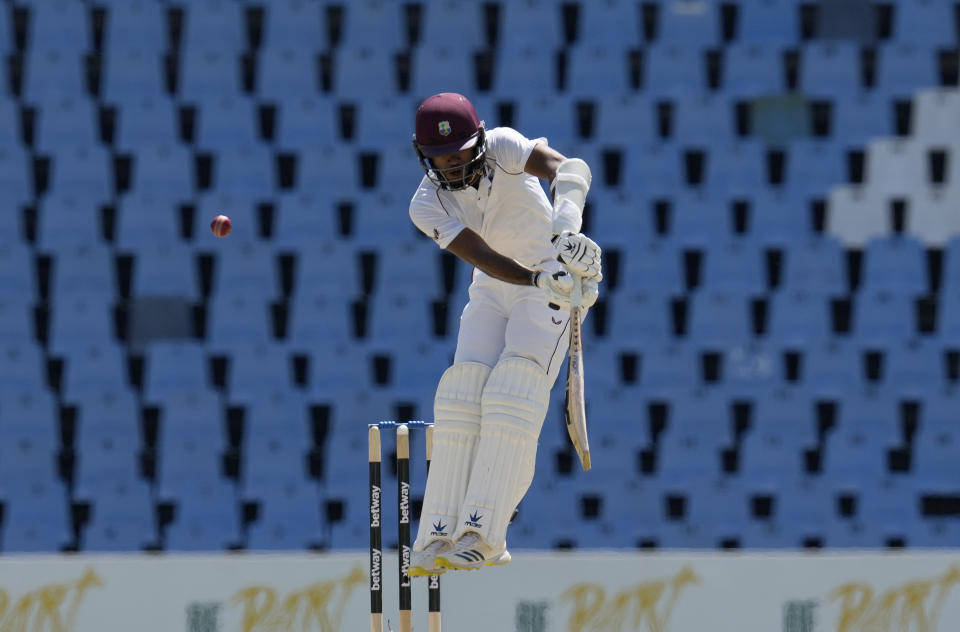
552,231,603,282
531,259,574,311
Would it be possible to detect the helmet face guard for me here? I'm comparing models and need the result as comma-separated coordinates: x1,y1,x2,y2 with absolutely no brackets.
413,126,487,191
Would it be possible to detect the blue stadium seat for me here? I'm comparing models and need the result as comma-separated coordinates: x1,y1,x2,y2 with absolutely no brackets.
178,45,242,105
35,193,106,250
669,190,732,246
82,478,156,552
686,290,754,347
0,101,19,147
0,3,11,55
260,1,323,49
653,0,721,47
739,425,806,487
207,238,278,296
802,341,861,397
366,339,451,396
100,48,167,106
830,93,894,147
604,290,675,348
593,94,655,151
371,239,441,294
272,192,338,247
256,46,320,99
782,139,848,203
779,236,847,295
822,426,893,488
859,235,928,296
287,292,355,354
46,243,114,299
72,388,141,454
912,424,960,492
0,144,31,215
143,341,209,401
207,143,276,198
22,47,87,106
115,192,183,248
246,484,324,550
834,392,901,443
127,242,201,300
798,41,862,99
179,0,245,52
0,296,35,348
889,0,957,48
510,95,575,150
241,435,311,501
911,88,960,147
643,44,707,98
33,97,99,154
240,390,311,454
491,43,557,100
164,479,240,551
206,290,273,350
410,44,475,100
565,44,631,98
273,95,338,150
499,0,563,49
720,43,785,98
73,442,142,502
129,143,194,198
60,343,129,402
734,0,799,45
622,142,686,198
366,291,434,346
331,46,399,100
0,480,71,553
702,141,770,198
589,190,654,248
193,96,260,149
766,291,831,347
113,97,178,152
339,0,404,49
882,339,949,399
293,145,360,197
671,96,737,146
24,1,90,53
44,145,112,201
751,388,818,443
638,342,700,396
576,0,639,46
226,343,294,398
0,345,47,396
942,237,960,293
353,96,417,148
47,294,116,356
102,1,166,52
850,291,917,346
0,389,58,458
306,344,370,400
749,191,812,246
699,240,767,295
875,43,939,101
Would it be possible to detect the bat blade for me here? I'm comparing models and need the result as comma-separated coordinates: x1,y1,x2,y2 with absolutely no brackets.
565,278,591,470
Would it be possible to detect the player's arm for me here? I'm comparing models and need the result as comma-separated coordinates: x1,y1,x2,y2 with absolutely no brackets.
446,228,536,286
523,143,567,182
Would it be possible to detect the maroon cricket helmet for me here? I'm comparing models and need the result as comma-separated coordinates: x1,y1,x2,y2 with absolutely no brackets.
414,93,483,157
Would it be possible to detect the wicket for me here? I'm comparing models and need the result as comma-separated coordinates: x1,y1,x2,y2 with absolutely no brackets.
369,421,441,632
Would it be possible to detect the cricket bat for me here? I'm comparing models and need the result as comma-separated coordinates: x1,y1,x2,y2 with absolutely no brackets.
565,275,591,470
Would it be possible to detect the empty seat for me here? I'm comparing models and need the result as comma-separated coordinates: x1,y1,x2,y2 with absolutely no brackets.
205,290,273,350
35,193,105,250
127,242,201,299
699,240,767,294
911,88,960,146
749,190,812,246
272,191,338,246
0,144,32,210
701,141,770,197
802,341,861,397
492,43,557,98
291,241,361,297
72,388,141,454
331,45,399,100
565,44,631,97
371,239,441,294
193,96,260,149
593,94,655,149
33,97,99,154
179,0,245,52
942,237,960,292
498,0,563,49
256,46,321,99
0,296,35,347
339,0,404,48
782,139,849,202
207,238,278,296
115,192,183,248
129,143,194,198
273,95,338,150
287,292,355,352
638,342,700,396
686,290,754,347
353,96,418,148
100,47,167,106
293,145,360,196
45,145,112,201
366,291,434,345
143,341,210,401
669,190,733,246
798,41,862,99
720,43,785,98
621,143,686,198
830,92,894,147
47,294,116,356
907,186,960,247
410,44,475,100
859,235,928,296
103,1,167,51
780,236,847,295
653,0,721,46
22,46,87,105
178,45,242,105
261,1,323,49
82,478,156,552
60,343,129,402
826,185,892,247
766,291,831,347
833,392,901,442
875,43,940,100
0,480,71,553
246,484,324,550
850,291,917,345
164,479,240,551
207,143,276,198
0,345,47,396
890,0,957,48
935,291,960,345
734,0,799,45
883,338,949,398
642,44,707,98
670,95,737,146
226,343,294,397
510,95,575,150
865,138,931,197
113,96,178,152
45,243,114,299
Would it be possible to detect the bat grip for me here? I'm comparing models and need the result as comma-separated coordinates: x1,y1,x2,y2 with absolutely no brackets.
570,274,583,313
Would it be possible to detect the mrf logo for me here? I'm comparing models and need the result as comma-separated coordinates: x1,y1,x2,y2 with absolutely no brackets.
431,520,448,537
465,510,483,529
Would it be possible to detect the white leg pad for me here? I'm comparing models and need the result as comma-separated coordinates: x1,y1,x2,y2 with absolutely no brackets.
457,356,552,548
414,361,491,550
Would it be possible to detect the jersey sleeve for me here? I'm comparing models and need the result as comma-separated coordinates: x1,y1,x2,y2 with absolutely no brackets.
409,178,466,249
487,127,545,174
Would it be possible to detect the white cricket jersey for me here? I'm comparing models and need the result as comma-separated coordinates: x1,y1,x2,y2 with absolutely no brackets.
408,127,556,268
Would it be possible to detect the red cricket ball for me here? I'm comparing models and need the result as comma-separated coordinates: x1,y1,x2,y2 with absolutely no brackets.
210,214,232,237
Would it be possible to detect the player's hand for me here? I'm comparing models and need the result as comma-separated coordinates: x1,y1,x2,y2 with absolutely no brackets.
532,258,574,310
552,231,602,281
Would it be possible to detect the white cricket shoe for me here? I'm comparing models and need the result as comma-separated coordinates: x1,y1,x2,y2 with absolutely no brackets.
408,539,451,577
435,532,512,571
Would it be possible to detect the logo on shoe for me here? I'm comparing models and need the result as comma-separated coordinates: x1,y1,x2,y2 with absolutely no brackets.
431,520,448,537
465,511,483,528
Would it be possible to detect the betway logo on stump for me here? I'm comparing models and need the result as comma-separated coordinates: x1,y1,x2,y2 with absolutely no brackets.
370,485,381,527
370,548,381,591
399,481,410,524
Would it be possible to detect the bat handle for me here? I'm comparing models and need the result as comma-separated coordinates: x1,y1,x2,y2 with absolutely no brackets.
570,274,583,314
